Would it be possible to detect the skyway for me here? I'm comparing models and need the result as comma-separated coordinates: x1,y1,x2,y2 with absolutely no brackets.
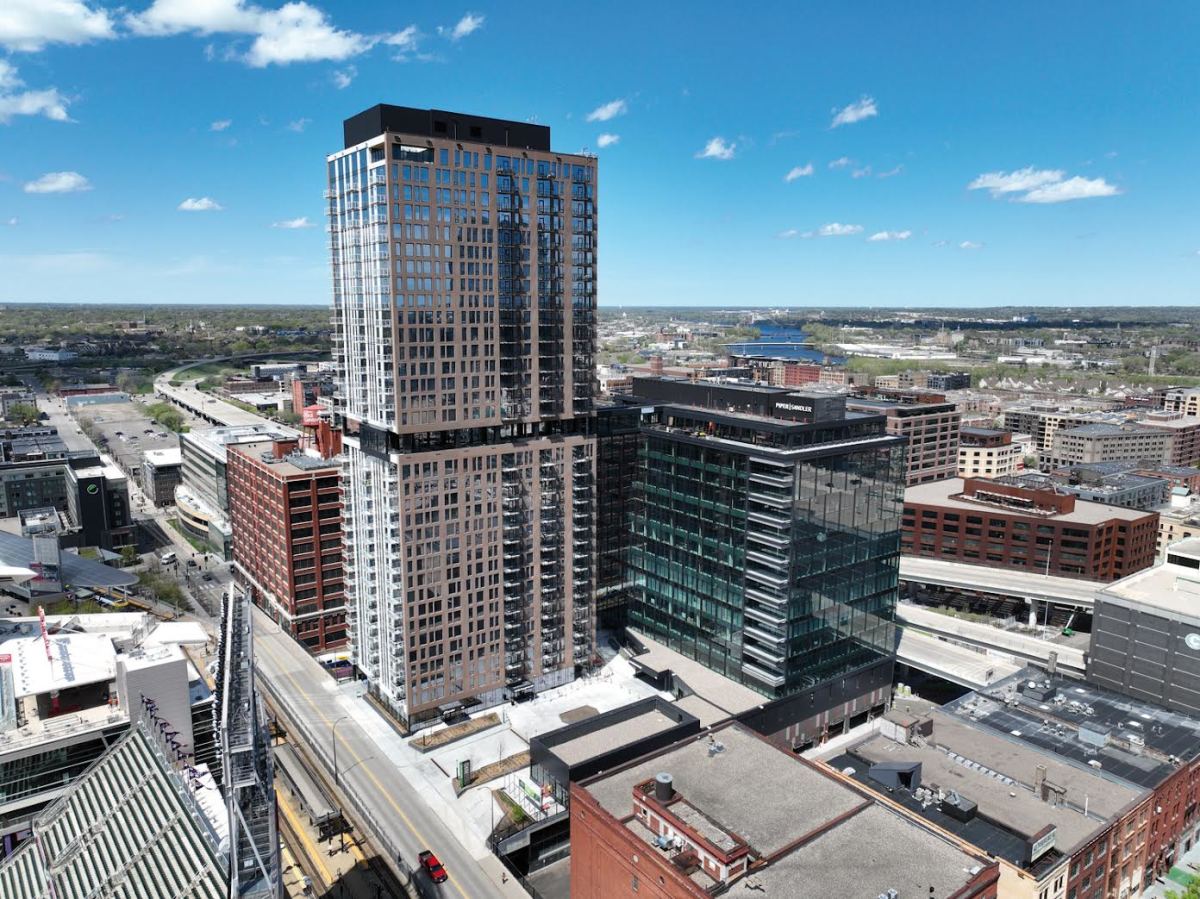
899,556,1103,610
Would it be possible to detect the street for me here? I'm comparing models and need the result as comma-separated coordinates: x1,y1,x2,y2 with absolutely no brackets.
251,606,525,899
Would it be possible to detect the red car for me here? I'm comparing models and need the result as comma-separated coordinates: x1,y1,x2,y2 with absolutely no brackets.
418,850,448,884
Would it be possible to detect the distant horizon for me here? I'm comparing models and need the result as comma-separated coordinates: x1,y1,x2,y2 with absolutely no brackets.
0,299,1196,312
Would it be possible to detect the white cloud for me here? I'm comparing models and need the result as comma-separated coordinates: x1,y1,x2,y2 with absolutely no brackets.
586,98,627,123
385,25,418,50
828,156,853,169
6,217,17,226
959,240,983,250
331,65,356,88
777,228,800,239
0,0,115,51
817,222,862,237
596,133,619,148
210,118,232,131
0,61,70,123
440,12,484,41
1018,176,1121,204
868,230,912,242
968,167,1064,196
286,117,310,132
831,95,877,128
24,171,90,193
246,4,375,66
271,216,313,228
178,197,223,211
878,165,903,178
127,0,376,67
969,166,1121,204
784,164,813,182
126,0,258,36
695,137,735,161
852,165,872,179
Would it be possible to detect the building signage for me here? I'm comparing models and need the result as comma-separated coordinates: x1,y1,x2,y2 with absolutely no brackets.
1185,633,1200,652
776,403,813,414
1029,825,1057,862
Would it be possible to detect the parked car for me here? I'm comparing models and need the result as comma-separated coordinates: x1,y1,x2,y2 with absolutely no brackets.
417,850,447,884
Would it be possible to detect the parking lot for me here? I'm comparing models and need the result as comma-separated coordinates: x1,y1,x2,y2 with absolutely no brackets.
67,399,196,488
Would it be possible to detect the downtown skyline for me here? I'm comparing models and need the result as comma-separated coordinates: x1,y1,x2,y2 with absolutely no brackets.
0,1,1197,307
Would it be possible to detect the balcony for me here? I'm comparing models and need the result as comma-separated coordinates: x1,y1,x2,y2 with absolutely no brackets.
744,622,785,647
746,549,788,569
748,510,790,530
744,605,786,630
746,567,788,589
742,659,785,689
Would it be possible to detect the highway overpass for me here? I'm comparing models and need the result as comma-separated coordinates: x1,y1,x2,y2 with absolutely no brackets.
154,361,300,431
899,556,1104,611
897,603,1086,675
896,627,1022,690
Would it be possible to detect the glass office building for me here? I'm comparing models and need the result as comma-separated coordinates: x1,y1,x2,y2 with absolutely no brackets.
628,404,905,699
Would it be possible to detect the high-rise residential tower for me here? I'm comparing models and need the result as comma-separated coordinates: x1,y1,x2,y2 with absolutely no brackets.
328,106,597,729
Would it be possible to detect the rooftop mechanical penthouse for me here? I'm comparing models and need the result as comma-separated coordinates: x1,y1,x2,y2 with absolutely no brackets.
329,106,598,729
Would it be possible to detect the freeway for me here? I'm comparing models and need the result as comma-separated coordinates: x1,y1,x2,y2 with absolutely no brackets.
250,607,523,899
897,603,1087,674
896,627,1021,689
154,373,294,431
899,556,1104,609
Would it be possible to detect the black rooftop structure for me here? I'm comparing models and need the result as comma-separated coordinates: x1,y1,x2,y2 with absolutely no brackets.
343,104,552,151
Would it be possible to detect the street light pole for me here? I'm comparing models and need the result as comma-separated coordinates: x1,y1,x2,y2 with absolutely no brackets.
331,715,349,854
331,715,349,789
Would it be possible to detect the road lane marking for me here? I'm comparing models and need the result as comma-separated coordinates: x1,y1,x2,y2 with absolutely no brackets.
256,635,473,899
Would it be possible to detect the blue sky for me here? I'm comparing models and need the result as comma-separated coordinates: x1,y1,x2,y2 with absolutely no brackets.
0,1,1196,307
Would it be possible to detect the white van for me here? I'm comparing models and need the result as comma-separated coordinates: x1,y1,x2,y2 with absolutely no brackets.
160,551,177,565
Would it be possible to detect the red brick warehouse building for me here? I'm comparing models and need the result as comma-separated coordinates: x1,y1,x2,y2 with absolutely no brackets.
571,721,999,899
901,476,1158,581
227,437,347,653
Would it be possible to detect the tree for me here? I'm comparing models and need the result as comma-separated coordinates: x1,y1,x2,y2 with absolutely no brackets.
119,545,140,566
1165,878,1200,899
5,402,40,425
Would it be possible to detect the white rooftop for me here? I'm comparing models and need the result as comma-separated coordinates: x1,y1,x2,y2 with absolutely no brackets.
1100,538,1200,622
143,447,182,467
4,632,117,697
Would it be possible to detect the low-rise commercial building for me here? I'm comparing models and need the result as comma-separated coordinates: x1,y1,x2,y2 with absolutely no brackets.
1138,411,1200,466
1156,500,1200,558
140,446,182,507
177,424,291,557
1091,538,1200,716
958,426,1023,479
1046,423,1173,471
846,390,961,485
902,477,1158,581
0,389,36,421
1163,387,1200,417
572,721,999,899
834,669,1200,899
227,438,346,653
1018,468,1171,512
1001,404,1133,456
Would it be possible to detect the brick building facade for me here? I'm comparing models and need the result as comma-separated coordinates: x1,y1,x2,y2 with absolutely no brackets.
227,438,346,653
902,477,1158,581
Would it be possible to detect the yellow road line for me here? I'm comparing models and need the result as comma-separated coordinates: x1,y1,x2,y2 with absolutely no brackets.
276,784,335,886
257,636,472,899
